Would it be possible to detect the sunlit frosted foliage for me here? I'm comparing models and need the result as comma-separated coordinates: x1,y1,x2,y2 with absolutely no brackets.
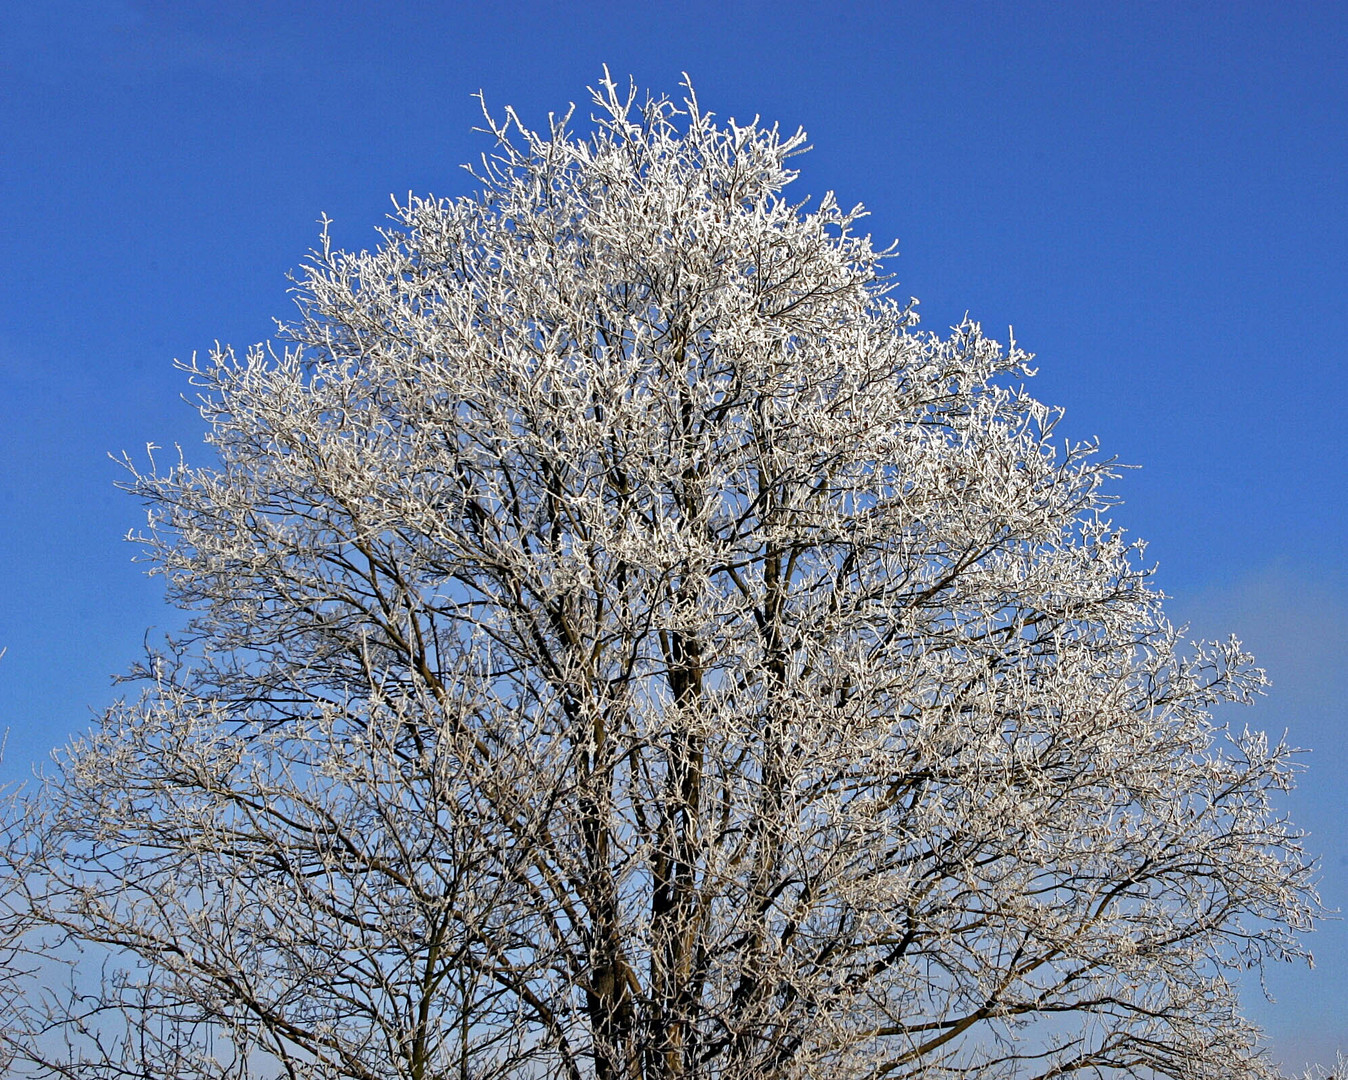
0,74,1319,1080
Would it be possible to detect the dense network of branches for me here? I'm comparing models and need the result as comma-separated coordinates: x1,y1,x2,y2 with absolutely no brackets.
0,74,1319,1080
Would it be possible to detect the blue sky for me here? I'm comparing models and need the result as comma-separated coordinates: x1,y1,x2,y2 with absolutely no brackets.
1,0,1344,1069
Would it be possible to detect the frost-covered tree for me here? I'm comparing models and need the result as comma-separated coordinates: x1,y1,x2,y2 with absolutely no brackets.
1,74,1320,1080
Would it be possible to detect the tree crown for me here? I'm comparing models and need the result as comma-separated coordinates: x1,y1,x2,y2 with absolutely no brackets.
1,74,1318,1080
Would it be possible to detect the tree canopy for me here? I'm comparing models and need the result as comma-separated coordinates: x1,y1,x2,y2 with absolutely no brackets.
0,74,1319,1080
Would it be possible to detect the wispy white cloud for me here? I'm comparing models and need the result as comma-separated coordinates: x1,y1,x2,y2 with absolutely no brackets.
1177,566,1347,729
1173,566,1348,1073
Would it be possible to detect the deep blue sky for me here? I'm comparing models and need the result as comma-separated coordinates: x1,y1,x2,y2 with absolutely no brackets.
2,1,1344,1069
